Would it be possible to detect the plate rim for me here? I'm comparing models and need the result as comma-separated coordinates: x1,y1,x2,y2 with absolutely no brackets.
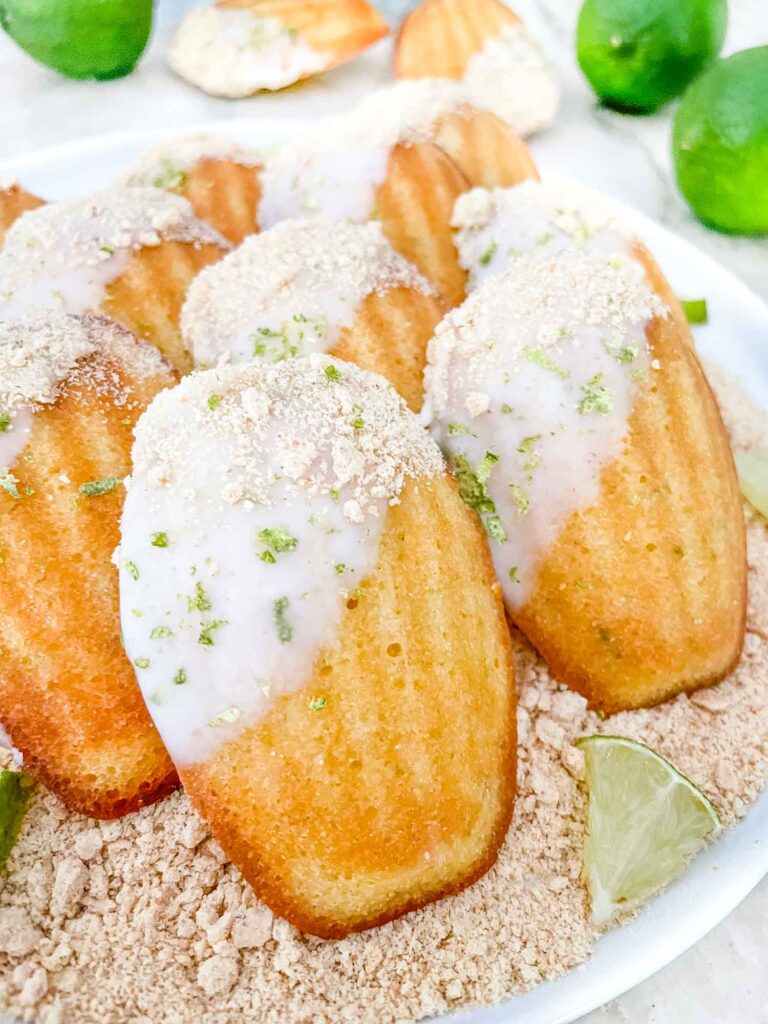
0,119,766,1024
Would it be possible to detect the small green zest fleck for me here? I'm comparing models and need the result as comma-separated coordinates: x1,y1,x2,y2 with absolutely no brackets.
150,626,173,639
602,338,639,364
352,417,365,430
479,240,497,266
508,566,519,582
578,373,613,415
526,348,570,380
0,770,34,869
188,581,212,613
335,562,348,575
199,619,228,647
207,393,222,412
126,560,140,581
259,527,298,560
680,298,708,325
99,244,115,255
516,435,542,471
0,413,10,433
308,695,327,711
209,706,241,727
510,483,531,516
80,477,121,497
329,487,340,502
0,470,20,499
447,422,471,437
324,365,342,383
273,597,292,644
501,403,513,415
173,668,187,686
134,657,150,669
151,531,169,548
252,326,297,363
153,161,188,192
452,454,506,542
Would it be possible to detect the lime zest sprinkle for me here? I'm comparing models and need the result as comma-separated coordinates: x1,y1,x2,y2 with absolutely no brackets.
0,470,20,499
125,560,140,581
209,706,241,727
151,531,169,548
0,413,11,433
79,476,121,497
207,393,222,411
308,695,327,711
150,626,173,639
187,581,212,613
134,658,150,669
479,240,498,266
324,365,342,383
273,596,292,644
679,298,708,324
526,347,570,380
578,373,613,415
198,619,228,647
173,668,187,686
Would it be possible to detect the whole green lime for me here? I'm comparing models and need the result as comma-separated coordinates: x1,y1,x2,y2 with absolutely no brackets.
576,0,727,113
673,47,768,235
0,0,152,80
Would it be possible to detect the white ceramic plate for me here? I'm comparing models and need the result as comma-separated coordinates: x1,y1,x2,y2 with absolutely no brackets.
1,121,767,1024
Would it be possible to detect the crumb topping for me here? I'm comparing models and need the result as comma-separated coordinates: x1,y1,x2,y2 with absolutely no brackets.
345,78,476,149
119,134,263,191
0,188,225,278
425,249,667,418
133,354,443,521
463,23,560,137
0,313,167,413
182,218,434,367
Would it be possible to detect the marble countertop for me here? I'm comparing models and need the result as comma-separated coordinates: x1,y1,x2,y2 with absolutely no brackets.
0,1,766,1021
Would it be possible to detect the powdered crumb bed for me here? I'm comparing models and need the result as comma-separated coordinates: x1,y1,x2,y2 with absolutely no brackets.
1,370,767,1024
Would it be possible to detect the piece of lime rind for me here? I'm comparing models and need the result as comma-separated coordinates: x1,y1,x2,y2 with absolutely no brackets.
734,450,768,519
575,734,721,925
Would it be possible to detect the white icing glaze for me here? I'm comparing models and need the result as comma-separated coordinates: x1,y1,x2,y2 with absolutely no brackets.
119,133,263,191
259,79,473,228
0,188,226,322
167,6,327,98
0,407,33,468
463,23,560,138
0,723,23,766
423,249,667,607
119,355,443,765
452,181,630,291
182,218,433,367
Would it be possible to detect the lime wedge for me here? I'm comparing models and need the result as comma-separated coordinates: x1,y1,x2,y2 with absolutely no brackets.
576,735,721,925
734,450,768,519
0,769,33,869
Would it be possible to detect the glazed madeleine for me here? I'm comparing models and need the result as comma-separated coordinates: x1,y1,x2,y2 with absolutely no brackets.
0,314,178,817
394,0,559,138
168,0,388,98
0,182,45,245
119,355,516,937
182,217,444,409
0,188,231,374
424,245,746,713
120,135,263,244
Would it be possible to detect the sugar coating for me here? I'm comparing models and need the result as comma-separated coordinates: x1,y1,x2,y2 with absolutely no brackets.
463,23,560,137
0,188,225,272
130,353,442,519
424,248,667,602
119,134,263,190
0,313,168,414
452,180,630,290
167,6,327,99
182,218,434,367
1,369,766,1024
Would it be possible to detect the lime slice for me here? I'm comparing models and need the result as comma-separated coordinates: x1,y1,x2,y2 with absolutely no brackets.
576,0,727,114
673,47,768,235
0,769,33,869
0,0,152,81
576,735,721,925
734,450,768,518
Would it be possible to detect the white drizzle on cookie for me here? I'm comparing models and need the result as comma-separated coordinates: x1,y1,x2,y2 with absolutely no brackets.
452,181,630,290
258,79,474,228
423,249,667,605
119,134,262,192
0,188,227,321
118,354,443,765
167,7,327,98
182,218,434,368
462,23,560,138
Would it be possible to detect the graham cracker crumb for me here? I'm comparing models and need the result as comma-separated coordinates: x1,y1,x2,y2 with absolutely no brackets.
1,367,766,1024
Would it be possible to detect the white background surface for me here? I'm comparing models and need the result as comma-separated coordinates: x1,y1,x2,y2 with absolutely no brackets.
0,1,767,1022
